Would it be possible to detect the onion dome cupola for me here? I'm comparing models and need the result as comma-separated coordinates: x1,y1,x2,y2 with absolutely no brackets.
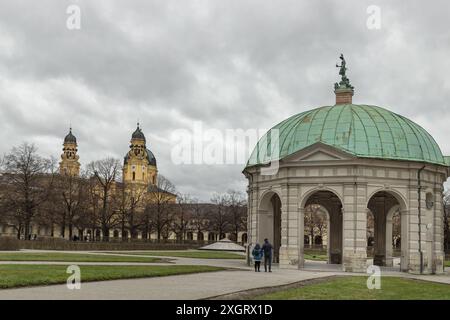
64,128,77,144
131,123,146,141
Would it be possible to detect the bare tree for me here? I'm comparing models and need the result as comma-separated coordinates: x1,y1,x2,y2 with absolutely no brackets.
226,190,247,242
144,175,176,242
117,184,146,241
172,194,192,242
304,204,327,247
210,193,231,239
190,199,208,241
56,171,90,240
0,143,56,239
87,158,121,241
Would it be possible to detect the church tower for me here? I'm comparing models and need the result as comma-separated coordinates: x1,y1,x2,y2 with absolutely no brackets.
123,123,157,186
59,128,80,176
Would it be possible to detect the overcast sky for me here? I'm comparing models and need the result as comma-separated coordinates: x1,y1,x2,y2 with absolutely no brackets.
0,0,449,200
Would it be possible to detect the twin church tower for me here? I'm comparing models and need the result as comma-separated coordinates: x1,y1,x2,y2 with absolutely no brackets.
59,124,158,186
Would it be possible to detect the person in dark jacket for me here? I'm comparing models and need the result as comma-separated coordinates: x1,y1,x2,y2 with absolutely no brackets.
251,243,263,272
262,238,273,272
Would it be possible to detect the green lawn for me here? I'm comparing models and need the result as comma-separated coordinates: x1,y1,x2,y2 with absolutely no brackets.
103,250,245,259
303,249,328,261
445,260,450,267
0,264,224,289
0,252,162,263
254,276,450,300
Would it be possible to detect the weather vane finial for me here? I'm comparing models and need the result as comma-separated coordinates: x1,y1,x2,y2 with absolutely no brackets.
334,54,354,91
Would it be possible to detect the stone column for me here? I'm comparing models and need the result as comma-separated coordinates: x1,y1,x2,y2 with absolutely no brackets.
297,206,305,269
406,186,423,274
280,184,301,269
324,202,343,264
373,202,387,266
246,186,259,265
278,184,288,266
385,209,394,267
432,188,445,274
400,208,409,271
343,182,367,273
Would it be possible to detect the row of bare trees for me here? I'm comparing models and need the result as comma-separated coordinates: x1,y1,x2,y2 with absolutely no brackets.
0,143,247,242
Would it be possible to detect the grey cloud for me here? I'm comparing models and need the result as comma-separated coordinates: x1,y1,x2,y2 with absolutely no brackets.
0,0,449,200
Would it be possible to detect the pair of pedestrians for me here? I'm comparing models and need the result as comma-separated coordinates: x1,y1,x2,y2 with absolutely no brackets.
251,238,273,272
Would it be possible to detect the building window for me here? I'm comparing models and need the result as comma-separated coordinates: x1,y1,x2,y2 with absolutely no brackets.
132,172,135,181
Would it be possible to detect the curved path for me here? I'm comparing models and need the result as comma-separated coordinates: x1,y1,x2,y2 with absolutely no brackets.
0,250,448,300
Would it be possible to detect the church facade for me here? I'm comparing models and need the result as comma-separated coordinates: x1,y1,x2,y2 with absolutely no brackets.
244,57,450,274
57,124,174,241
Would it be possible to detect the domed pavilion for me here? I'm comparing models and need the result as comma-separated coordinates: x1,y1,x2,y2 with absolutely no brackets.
243,56,450,274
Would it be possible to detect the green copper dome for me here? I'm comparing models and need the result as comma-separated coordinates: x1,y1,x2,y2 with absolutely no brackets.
247,104,446,167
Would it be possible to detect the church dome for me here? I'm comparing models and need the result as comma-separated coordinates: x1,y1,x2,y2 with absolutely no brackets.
132,125,146,141
123,148,157,166
146,149,157,166
64,128,77,144
247,104,446,167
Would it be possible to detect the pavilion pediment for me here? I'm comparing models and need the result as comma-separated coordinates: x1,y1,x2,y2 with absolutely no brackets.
283,142,354,163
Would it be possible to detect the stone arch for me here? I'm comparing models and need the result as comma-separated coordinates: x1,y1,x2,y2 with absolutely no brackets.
366,189,408,269
95,229,101,238
257,189,282,263
241,233,248,244
366,188,408,211
259,188,283,208
299,186,344,210
301,189,343,265
208,232,216,242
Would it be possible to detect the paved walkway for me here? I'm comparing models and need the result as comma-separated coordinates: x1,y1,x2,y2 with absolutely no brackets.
0,250,448,299
0,269,337,300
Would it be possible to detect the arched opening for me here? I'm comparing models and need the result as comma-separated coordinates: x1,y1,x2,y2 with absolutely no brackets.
258,192,282,264
241,233,248,245
304,204,329,258
113,230,119,238
208,232,216,242
95,229,101,241
186,232,193,241
197,232,204,241
86,229,92,241
367,191,406,270
303,190,343,265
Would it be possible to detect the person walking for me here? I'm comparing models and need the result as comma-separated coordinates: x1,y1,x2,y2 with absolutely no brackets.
251,243,263,272
262,238,273,272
